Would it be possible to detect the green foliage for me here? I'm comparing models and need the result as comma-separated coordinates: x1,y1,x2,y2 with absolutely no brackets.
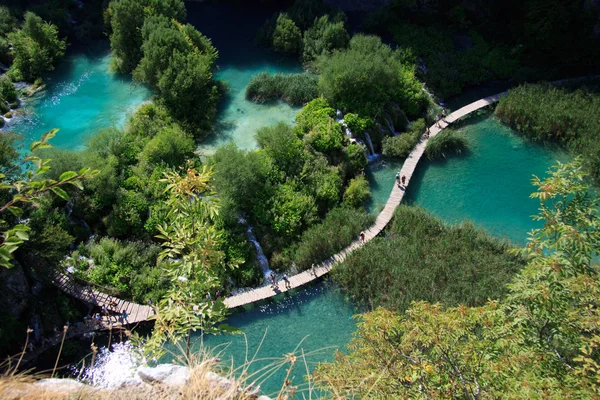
106,0,186,73
106,189,149,238
281,207,373,272
140,125,194,167
0,132,21,178
245,72,319,106
0,130,96,268
302,15,349,64
342,143,368,177
316,159,600,398
334,205,523,311
425,129,468,159
294,97,344,153
495,83,600,181
0,76,17,103
382,118,425,158
288,0,333,30
256,122,305,177
272,13,302,55
343,175,371,208
8,12,66,81
268,181,317,239
343,113,372,135
317,34,426,117
27,208,74,264
0,7,16,37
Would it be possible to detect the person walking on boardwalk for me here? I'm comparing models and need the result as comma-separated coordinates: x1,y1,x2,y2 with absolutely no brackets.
311,263,317,276
425,126,430,138
441,108,448,122
122,310,129,324
435,114,441,128
270,272,277,289
401,175,406,186
283,274,291,289
360,231,365,243
395,171,401,187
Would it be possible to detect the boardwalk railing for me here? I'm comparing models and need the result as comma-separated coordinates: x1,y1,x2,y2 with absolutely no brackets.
49,92,507,319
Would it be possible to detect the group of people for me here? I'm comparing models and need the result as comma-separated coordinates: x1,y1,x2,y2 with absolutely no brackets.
270,272,291,290
395,172,407,188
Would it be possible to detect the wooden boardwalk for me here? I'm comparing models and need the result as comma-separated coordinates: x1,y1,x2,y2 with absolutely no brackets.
223,92,506,309
51,271,154,327
49,92,506,317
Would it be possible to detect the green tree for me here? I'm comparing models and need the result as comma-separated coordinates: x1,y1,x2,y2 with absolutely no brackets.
0,130,97,268
317,34,425,117
256,122,305,178
342,175,370,208
302,15,349,64
8,12,66,81
272,13,302,55
106,0,186,73
140,125,194,167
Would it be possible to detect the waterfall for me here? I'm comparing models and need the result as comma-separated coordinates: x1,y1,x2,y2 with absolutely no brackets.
363,132,375,155
238,218,273,281
384,117,395,135
335,109,343,121
79,342,144,388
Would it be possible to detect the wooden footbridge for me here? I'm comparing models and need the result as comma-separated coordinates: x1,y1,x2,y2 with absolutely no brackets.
51,92,506,317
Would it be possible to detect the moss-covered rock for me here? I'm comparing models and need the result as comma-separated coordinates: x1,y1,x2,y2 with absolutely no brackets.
4,111,12,118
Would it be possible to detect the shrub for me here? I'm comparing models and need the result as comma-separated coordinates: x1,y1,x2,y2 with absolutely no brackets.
344,113,372,135
317,34,426,117
425,129,468,159
245,72,319,105
382,118,425,158
289,207,374,271
343,175,371,208
343,143,368,176
256,122,306,177
267,182,317,239
272,13,302,54
332,205,524,311
294,97,344,153
140,125,194,166
302,15,349,64
0,76,17,103
8,12,66,81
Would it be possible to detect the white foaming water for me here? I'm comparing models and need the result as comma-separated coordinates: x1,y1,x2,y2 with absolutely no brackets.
364,132,375,155
238,218,273,282
79,342,144,388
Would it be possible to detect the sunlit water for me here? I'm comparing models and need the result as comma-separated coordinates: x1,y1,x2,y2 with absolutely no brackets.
367,114,569,244
2,43,150,151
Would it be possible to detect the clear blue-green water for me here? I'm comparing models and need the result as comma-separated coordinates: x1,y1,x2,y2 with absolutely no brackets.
2,43,150,151
367,114,569,244
168,282,358,396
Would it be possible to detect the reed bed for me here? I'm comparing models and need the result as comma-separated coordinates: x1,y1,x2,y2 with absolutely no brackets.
332,205,525,312
246,72,319,106
495,83,600,181
424,128,468,159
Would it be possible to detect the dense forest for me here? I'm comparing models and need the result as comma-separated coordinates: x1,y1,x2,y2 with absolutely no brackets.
0,0,599,397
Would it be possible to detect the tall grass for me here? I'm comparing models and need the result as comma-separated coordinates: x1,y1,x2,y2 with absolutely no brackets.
246,72,319,106
272,207,374,272
495,83,600,181
425,129,468,159
332,205,524,312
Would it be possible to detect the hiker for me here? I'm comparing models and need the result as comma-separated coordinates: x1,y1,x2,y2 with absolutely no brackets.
122,310,129,324
311,263,317,276
401,175,406,186
442,108,448,122
425,126,430,138
395,171,401,187
101,305,108,315
360,231,365,243
270,273,277,288
435,114,441,128
283,274,291,289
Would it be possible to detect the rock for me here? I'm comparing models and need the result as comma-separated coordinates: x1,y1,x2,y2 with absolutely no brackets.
137,364,190,386
5,111,13,118
258,396,272,400
34,378,85,393
9,101,19,109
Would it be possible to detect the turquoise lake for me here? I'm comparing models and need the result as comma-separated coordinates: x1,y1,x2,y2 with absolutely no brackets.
2,43,150,151
367,114,569,244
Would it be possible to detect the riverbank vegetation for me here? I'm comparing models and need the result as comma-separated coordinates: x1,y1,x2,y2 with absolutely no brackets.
495,83,600,181
333,205,523,311
245,72,319,105
381,118,425,158
425,129,469,159
316,159,600,398
211,98,371,272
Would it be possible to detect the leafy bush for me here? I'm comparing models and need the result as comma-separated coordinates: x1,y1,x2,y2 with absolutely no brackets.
495,83,600,181
0,76,17,103
288,207,374,272
294,97,344,153
333,205,524,311
272,13,302,54
317,34,426,117
343,113,372,135
140,125,194,166
256,122,306,177
302,15,349,64
343,175,371,208
8,12,66,81
246,72,319,105
267,181,317,239
382,118,425,158
425,129,468,159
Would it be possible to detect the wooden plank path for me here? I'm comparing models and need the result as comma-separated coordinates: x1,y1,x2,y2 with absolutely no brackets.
50,271,154,327
223,91,507,309
48,91,507,318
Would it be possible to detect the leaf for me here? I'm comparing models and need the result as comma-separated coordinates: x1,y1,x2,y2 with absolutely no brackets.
68,180,84,190
7,206,23,217
59,171,78,182
14,230,29,241
51,187,70,201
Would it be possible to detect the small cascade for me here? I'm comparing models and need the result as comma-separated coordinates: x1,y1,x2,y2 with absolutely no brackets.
363,132,375,155
238,218,273,281
384,117,395,135
79,342,144,388
335,109,343,121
